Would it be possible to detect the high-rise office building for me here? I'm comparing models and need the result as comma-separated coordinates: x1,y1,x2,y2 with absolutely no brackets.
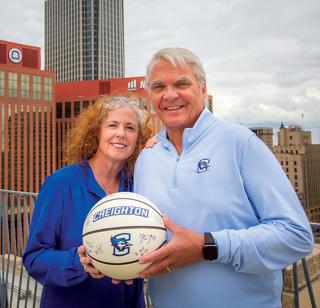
45,0,124,82
0,40,56,192
274,123,320,222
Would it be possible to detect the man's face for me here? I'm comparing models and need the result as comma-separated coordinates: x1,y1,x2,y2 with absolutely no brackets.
148,59,207,133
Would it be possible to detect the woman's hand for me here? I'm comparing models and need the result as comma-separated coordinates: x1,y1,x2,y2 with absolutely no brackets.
78,245,104,279
145,136,158,148
78,245,134,285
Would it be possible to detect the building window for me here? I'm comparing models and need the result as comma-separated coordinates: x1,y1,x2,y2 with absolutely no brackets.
294,175,298,180
294,161,297,165
8,72,18,97
294,168,297,172
74,101,80,117
65,102,71,118
44,77,53,101
0,71,4,96
295,182,298,187
286,167,289,172
139,97,147,110
56,102,62,118
33,75,42,100
290,136,292,140
21,74,30,99
286,161,288,166
83,101,90,109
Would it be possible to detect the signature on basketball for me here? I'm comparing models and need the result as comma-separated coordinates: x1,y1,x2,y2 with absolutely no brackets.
134,247,149,257
94,243,103,255
139,233,157,244
84,240,103,255
84,240,94,255
85,214,94,228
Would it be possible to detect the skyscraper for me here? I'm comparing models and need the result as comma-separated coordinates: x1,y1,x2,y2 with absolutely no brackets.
45,0,124,82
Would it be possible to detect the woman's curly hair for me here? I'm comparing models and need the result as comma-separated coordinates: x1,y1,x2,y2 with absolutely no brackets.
64,95,153,176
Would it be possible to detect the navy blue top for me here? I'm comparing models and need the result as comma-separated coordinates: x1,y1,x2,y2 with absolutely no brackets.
23,161,145,308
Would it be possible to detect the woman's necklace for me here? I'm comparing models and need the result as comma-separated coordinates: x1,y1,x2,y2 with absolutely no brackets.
91,163,120,195
95,176,119,195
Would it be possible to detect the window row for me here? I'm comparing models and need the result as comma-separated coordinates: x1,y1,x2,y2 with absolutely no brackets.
280,160,297,166
0,71,53,101
56,101,91,119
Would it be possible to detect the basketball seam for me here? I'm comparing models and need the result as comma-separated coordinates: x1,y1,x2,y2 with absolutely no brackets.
83,225,167,237
86,240,167,265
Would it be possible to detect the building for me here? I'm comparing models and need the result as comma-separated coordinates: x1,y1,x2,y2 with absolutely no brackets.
0,40,56,193
55,76,162,168
250,127,274,151
207,94,214,113
45,0,124,82
274,123,320,222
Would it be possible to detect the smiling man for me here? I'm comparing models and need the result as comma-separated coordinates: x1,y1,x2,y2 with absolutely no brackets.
134,47,314,308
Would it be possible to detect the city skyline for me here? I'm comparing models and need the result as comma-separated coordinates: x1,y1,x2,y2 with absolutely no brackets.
0,0,319,142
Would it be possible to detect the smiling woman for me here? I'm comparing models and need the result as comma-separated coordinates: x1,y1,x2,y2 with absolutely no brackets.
22,96,152,308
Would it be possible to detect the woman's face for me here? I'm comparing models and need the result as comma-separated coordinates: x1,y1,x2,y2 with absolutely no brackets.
96,105,139,164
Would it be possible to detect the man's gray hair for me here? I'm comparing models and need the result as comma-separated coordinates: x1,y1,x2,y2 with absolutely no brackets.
145,47,207,91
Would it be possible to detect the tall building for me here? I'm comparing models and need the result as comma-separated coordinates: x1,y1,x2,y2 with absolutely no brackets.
250,127,274,151
274,123,320,222
45,0,124,82
0,40,56,192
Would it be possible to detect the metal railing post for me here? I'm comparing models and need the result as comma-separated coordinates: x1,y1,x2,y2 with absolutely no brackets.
301,258,317,308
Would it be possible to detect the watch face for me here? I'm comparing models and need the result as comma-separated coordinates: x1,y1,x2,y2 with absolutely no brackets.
203,244,218,261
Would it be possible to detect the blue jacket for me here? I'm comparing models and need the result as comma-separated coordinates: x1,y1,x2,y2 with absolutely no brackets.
23,160,145,308
134,108,313,308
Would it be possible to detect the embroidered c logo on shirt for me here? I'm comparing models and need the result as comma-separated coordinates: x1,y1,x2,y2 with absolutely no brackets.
197,158,211,173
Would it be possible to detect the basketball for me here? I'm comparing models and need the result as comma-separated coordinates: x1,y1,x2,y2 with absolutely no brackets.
82,192,167,280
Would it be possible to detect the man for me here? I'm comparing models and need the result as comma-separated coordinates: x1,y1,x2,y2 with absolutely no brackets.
134,47,313,308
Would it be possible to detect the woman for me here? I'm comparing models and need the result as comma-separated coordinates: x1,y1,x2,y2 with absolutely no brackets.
23,96,152,308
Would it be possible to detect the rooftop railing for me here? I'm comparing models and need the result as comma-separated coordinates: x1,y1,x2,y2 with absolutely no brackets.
0,189,319,308
0,189,39,308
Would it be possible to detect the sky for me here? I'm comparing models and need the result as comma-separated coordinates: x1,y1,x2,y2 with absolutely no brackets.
1,0,319,142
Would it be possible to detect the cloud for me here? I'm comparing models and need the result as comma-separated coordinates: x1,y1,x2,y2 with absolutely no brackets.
0,0,43,47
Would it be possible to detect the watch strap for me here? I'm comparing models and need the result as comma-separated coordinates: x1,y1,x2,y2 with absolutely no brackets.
204,232,215,244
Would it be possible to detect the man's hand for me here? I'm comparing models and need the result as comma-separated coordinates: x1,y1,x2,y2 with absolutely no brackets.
138,215,204,277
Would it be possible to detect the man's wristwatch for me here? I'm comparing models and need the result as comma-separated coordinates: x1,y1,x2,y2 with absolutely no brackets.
202,232,218,261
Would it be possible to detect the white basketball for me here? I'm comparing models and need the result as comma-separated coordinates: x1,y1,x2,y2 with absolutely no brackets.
82,192,167,280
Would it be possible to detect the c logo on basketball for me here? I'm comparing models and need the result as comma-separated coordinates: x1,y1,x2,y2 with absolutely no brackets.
111,233,132,256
